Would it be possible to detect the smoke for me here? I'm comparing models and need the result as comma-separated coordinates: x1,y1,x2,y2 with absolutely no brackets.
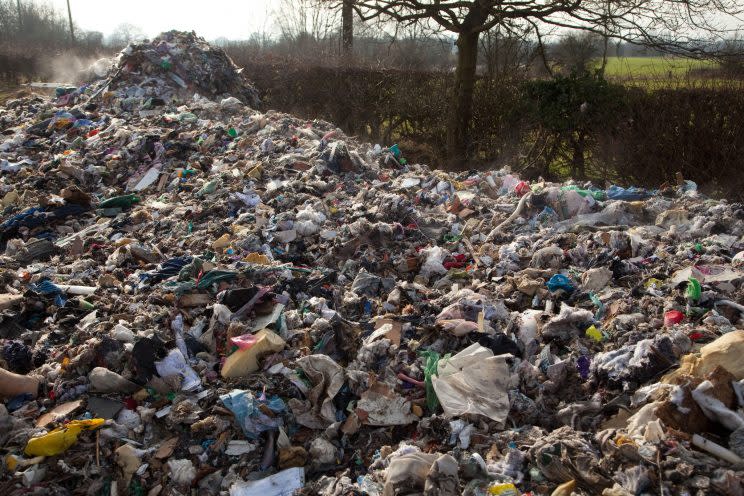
40,52,110,83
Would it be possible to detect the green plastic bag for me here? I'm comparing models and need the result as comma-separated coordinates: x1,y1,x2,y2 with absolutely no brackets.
560,185,606,201
686,277,701,302
196,269,238,289
178,257,204,281
589,292,604,320
99,194,140,209
419,350,442,413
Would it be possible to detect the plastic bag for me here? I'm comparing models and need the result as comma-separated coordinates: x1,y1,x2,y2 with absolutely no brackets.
546,274,575,293
686,277,702,302
220,389,286,439
561,185,606,201
221,330,286,378
433,344,510,424
589,292,604,320
664,310,685,327
99,194,140,209
419,350,442,413
419,246,449,279
606,185,653,201
499,174,520,195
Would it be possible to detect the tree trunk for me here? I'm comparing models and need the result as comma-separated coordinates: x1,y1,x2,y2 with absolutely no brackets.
16,0,22,29
342,0,353,59
446,30,480,169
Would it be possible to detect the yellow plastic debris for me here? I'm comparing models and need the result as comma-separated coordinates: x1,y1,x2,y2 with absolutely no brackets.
663,330,744,382
585,325,603,342
615,434,636,446
5,454,45,471
488,482,519,495
2,190,18,207
25,418,104,456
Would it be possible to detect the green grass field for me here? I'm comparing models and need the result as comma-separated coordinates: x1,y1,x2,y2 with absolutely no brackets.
599,56,723,88
603,56,716,78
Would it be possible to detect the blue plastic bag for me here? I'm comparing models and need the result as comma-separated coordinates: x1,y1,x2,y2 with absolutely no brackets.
30,279,66,306
546,274,575,293
606,185,653,201
140,256,194,283
220,389,285,439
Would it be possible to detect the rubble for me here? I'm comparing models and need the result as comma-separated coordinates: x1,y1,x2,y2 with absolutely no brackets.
1,31,744,495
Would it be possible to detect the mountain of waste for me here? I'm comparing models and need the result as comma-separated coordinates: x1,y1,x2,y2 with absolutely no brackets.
0,31,743,496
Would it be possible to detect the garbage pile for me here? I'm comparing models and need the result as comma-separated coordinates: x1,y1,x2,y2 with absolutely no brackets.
1,31,744,496
70,30,259,109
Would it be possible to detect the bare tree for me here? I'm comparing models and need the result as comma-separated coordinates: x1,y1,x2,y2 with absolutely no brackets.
311,0,357,58
552,32,603,74
273,0,339,61
354,0,744,167
717,36,744,74
1,0,75,44
480,26,535,82
107,23,145,48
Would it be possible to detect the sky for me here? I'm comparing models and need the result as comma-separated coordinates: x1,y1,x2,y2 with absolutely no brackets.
47,0,277,40
43,0,744,43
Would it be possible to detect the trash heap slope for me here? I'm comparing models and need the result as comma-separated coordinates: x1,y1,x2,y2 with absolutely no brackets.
1,31,744,496
81,30,260,108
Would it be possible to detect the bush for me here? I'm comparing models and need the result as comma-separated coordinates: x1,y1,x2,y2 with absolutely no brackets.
520,72,626,180
614,84,744,199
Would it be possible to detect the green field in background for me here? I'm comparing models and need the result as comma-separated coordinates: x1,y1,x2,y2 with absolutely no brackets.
601,56,717,79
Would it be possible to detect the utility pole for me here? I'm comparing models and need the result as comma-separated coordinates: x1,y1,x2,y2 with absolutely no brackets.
66,0,75,44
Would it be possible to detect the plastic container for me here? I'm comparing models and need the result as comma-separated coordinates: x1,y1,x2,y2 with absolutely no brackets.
25,419,104,456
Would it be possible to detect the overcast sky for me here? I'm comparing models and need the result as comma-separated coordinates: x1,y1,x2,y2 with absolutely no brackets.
44,0,743,43
47,0,276,40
